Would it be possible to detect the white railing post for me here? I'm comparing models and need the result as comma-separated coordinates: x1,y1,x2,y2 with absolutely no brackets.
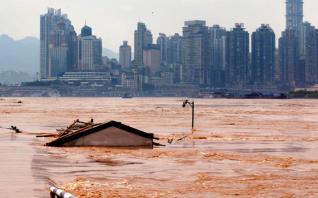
50,186,76,198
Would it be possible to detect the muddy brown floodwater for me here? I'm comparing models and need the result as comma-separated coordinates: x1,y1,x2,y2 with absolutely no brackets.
0,98,318,197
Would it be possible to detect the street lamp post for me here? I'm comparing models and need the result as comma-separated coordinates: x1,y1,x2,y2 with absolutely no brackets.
182,99,195,131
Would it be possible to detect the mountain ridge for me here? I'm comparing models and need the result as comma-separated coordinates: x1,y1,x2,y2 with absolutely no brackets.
0,34,119,74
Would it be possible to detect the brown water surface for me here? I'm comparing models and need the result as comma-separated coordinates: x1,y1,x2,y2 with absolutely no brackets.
0,98,318,197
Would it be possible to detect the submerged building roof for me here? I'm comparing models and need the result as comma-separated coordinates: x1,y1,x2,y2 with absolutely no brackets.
46,120,155,147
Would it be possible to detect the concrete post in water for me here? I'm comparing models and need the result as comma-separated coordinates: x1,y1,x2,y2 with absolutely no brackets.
50,186,76,198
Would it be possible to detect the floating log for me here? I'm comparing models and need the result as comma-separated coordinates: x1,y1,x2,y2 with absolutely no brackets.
36,133,58,138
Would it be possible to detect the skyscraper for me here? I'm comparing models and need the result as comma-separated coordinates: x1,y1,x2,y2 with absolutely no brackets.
286,0,304,31
279,0,312,89
166,33,183,84
279,30,300,88
167,33,182,65
134,23,153,66
303,23,318,85
67,30,78,72
119,41,132,68
48,21,69,77
251,24,276,87
77,24,102,71
40,8,76,78
226,23,249,88
157,33,169,66
299,22,309,58
143,44,161,74
181,20,209,85
209,25,227,88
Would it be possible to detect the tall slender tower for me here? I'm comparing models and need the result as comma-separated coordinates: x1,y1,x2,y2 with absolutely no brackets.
40,8,76,78
157,33,169,65
279,29,302,88
209,25,227,88
251,24,276,87
286,0,304,31
181,20,209,85
119,41,132,68
167,33,182,65
134,23,153,66
226,23,249,88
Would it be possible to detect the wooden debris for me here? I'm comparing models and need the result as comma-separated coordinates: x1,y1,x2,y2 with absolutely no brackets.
34,119,100,139
58,119,100,137
153,142,165,147
10,126,22,133
36,133,58,138
177,135,188,141
167,135,189,144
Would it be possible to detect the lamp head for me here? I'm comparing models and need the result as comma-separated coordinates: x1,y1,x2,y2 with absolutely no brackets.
182,100,189,108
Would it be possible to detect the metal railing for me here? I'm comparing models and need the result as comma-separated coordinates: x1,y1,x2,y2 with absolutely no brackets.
50,186,76,198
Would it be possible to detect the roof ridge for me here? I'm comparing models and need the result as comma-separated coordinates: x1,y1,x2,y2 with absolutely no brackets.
46,120,154,147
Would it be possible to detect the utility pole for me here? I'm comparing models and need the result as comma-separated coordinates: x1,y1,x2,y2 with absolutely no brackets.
182,99,195,131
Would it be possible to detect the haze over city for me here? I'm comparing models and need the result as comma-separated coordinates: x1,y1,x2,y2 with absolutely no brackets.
0,0,317,51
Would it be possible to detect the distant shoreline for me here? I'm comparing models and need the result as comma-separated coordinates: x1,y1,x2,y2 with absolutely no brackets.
2,85,318,99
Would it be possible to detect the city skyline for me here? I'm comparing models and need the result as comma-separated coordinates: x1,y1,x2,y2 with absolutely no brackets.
31,0,318,91
1,0,318,52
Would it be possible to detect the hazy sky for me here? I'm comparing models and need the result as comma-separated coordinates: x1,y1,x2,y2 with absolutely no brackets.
0,0,317,52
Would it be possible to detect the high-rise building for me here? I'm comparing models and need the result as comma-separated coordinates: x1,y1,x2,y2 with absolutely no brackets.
40,8,76,78
181,20,209,85
300,22,310,58
303,24,318,85
209,25,227,88
286,0,304,31
157,33,169,65
77,24,102,71
226,23,249,88
143,44,161,74
40,8,57,78
280,0,311,89
48,21,69,77
134,22,153,66
119,41,132,68
279,30,300,88
67,30,78,72
251,24,276,87
167,33,182,65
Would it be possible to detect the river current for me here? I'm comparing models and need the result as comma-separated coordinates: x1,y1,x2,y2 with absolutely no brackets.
0,98,317,197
